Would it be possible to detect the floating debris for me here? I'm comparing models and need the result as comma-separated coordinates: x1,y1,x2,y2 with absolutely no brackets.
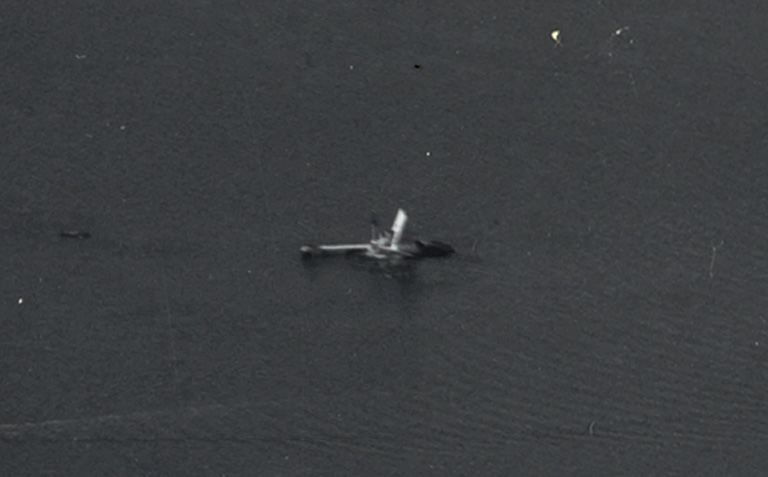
60,230,91,239
551,29,562,46
614,26,630,36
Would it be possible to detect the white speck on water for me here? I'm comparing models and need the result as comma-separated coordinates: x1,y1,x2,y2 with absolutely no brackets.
426,151,431,156
551,30,561,46
18,298,23,305
349,65,354,70
614,26,629,36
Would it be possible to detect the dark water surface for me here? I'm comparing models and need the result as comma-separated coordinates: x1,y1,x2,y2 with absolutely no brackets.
3,1,767,475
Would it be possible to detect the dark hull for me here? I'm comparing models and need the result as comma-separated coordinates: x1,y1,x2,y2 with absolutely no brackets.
412,240,455,258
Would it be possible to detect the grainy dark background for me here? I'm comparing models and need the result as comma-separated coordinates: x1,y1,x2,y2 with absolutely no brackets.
2,1,767,475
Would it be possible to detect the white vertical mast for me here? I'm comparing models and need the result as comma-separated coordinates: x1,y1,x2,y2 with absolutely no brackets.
390,208,408,248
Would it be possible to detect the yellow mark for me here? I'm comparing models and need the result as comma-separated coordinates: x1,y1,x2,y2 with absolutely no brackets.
551,30,561,46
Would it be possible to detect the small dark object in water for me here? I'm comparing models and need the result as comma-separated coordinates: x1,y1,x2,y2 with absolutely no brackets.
414,240,455,258
60,230,91,239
